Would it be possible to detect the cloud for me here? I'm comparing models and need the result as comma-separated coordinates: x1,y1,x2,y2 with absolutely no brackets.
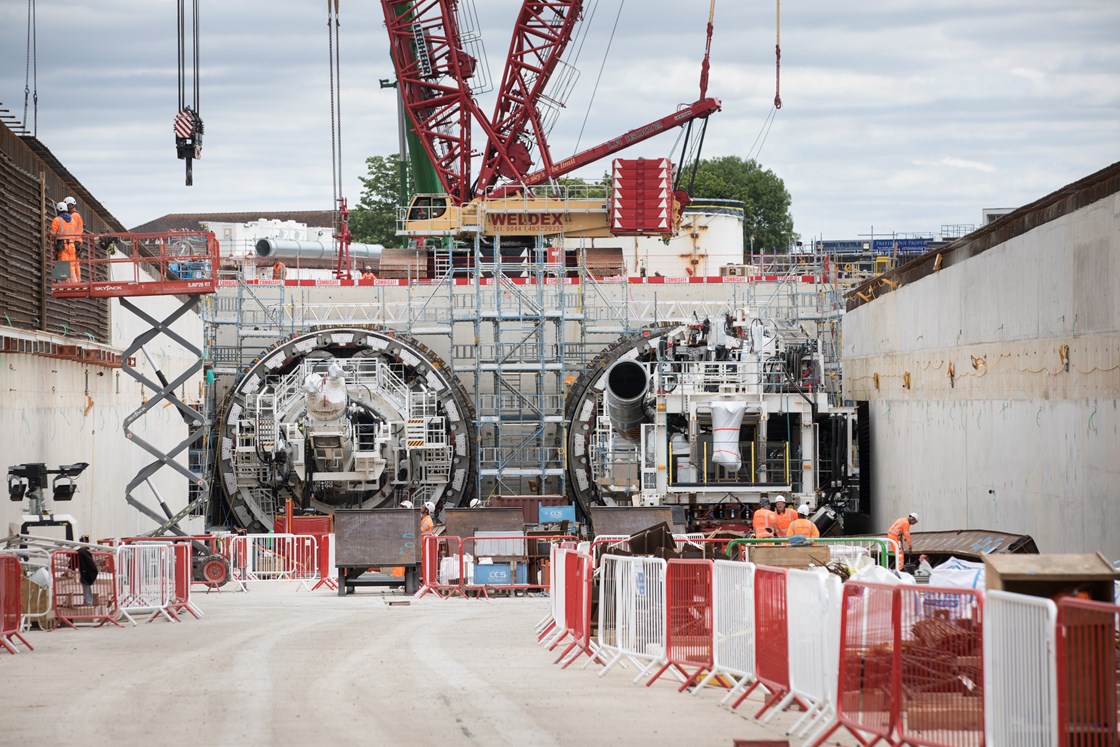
0,0,1117,238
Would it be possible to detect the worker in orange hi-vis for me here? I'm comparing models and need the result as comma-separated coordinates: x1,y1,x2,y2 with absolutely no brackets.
887,512,919,566
64,196,84,235
272,261,287,281
420,501,435,536
49,201,82,282
771,495,798,536
786,504,820,540
751,495,777,538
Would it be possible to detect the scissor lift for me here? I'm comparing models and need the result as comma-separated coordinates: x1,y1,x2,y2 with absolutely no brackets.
52,232,220,535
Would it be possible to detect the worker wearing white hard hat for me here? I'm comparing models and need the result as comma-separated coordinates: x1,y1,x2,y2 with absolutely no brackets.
469,498,482,508
420,501,435,537
49,201,81,283
399,500,414,509
887,512,919,566
786,507,820,540
771,495,796,536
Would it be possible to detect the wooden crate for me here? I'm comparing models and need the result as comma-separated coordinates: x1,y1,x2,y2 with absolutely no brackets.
983,553,1118,603
748,545,831,569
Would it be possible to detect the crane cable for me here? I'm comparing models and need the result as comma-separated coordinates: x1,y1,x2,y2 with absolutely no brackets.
573,0,626,155
774,0,782,109
22,0,37,135
326,0,344,209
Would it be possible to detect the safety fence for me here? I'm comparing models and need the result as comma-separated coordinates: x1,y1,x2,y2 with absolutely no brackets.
50,550,122,629
115,544,176,625
1056,597,1120,746
224,534,321,590
535,559,1120,745
1,554,34,654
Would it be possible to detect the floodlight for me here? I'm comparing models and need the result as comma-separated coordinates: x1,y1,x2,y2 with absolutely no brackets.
57,462,89,478
7,475,27,502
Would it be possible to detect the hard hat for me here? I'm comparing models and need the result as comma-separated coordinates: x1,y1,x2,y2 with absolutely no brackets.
758,496,770,507
798,504,811,515
399,500,414,509
424,501,435,513
56,201,67,212
774,494,787,504
64,196,76,206
469,498,481,508
908,512,920,522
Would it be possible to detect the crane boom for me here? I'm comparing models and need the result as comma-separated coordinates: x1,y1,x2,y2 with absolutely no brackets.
517,97,721,189
474,0,584,195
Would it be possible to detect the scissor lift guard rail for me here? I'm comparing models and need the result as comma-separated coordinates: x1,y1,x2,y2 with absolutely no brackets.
51,232,220,541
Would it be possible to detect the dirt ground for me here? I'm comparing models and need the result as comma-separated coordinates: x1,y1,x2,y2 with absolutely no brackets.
2,583,856,746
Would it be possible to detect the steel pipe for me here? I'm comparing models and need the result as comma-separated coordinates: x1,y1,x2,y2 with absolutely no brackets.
254,238,384,262
604,360,650,439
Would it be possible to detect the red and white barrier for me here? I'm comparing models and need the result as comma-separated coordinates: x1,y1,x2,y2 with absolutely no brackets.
226,534,320,589
896,585,984,747
810,581,897,746
596,555,669,682
782,568,843,738
744,565,799,717
51,550,123,629
985,590,1058,746
645,559,715,692
0,554,33,654
695,560,755,700
115,543,175,625
553,550,596,668
1056,597,1119,746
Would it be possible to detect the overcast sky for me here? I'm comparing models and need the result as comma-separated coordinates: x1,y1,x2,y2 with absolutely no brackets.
1,0,1117,241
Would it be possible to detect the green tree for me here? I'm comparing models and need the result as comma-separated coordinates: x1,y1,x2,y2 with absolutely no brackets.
684,156,795,254
349,154,406,247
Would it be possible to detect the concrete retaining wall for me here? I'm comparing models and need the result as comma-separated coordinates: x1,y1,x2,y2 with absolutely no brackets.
843,191,1119,559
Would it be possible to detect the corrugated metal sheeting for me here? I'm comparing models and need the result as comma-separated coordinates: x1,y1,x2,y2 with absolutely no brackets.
0,125,116,342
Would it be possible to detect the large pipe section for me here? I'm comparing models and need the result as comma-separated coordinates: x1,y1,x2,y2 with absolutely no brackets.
255,238,384,262
604,359,650,439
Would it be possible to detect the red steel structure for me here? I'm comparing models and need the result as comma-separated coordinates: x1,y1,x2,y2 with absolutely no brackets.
0,555,34,655
1056,597,1120,747
382,0,721,204
51,232,219,299
476,0,583,193
645,558,716,692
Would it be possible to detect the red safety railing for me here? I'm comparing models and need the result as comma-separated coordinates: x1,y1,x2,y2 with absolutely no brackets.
746,565,804,718
645,559,715,692
52,231,220,299
553,551,596,669
310,534,338,591
416,535,467,599
166,543,201,620
897,586,984,746
51,550,123,629
1057,597,1120,747
811,581,899,746
1,555,34,654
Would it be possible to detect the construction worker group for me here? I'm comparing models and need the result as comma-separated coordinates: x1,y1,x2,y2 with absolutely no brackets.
752,495,819,539
49,196,83,283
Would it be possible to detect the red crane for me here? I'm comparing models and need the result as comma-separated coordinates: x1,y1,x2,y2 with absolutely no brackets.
381,0,721,205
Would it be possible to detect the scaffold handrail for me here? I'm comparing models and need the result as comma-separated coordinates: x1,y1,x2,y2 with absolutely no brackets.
51,231,220,299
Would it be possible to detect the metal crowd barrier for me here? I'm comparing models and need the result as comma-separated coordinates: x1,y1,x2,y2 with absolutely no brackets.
781,568,843,740
694,560,755,699
226,534,320,590
115,544,176,625
596,555,669,682
1056,597,1120,745
645,559,715,692
51,550,123,629
416,534,576,599
0,554,34,654
552,550,596,669
985,590,1059,744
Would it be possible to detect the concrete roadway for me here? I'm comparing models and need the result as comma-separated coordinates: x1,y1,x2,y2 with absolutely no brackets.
3,584,855,745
